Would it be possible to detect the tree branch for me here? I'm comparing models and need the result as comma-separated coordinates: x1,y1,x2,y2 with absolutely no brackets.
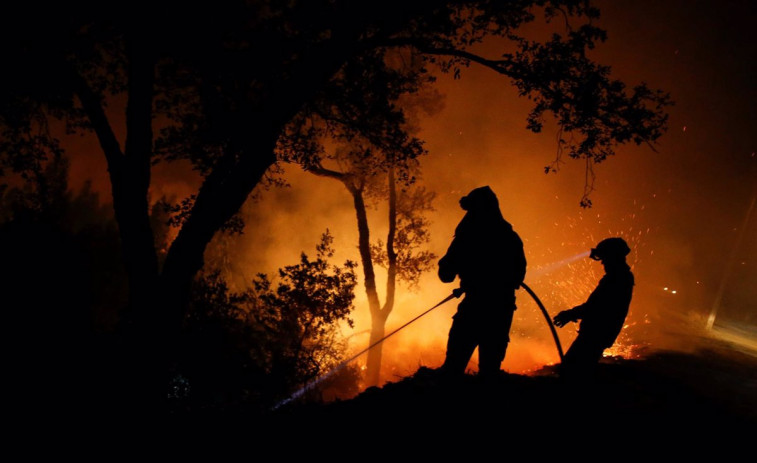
70,69,124,172
378,37,514,75
307,164,349,182
423,46,513,73
124,36,155,175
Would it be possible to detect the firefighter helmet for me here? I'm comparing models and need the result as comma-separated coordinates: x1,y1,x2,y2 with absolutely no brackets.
459,185,499,211
590,237,630,261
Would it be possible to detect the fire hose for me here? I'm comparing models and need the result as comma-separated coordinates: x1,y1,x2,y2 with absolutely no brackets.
521,282,564,361
272,282,562,410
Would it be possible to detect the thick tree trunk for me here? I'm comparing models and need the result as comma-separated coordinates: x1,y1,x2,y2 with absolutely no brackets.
159,26,364,339
74,35,161,408
73,37,159,328
120,38,160,328
78,41,280,401
162,144,278,343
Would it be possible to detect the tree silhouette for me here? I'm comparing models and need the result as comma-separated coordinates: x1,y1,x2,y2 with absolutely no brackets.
0,1,671,399
308,156,437,386
285,48,438,386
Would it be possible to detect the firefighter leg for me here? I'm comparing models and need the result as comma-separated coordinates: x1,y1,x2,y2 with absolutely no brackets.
441,312,478,375
561,334,604,378
478,309,514,376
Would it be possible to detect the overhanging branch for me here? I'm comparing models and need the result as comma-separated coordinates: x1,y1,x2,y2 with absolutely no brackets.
307,164,349,182
419,46,513,74
378,37,513,75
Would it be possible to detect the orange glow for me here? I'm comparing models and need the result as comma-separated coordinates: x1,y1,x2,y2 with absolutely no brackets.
52,0,754,399
59,56,732,397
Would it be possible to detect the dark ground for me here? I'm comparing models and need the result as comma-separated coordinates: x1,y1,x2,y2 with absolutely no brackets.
170,333,756,455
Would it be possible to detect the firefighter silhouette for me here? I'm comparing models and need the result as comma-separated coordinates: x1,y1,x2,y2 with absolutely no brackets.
438,186,527,377
553,237,635,376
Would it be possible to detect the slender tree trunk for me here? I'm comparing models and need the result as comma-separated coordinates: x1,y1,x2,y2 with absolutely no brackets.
347,185,384,386
349,186,383,314
357,167,399,387
309,166,400,386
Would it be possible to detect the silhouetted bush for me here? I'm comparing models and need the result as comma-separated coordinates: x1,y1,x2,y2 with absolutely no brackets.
173,231,360,411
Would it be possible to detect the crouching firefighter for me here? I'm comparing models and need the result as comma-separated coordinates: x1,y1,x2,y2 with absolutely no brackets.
553,237,635,377
438,186,527,378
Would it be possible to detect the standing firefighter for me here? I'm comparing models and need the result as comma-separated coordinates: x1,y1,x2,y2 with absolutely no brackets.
553,237,635,376
438,186,527,377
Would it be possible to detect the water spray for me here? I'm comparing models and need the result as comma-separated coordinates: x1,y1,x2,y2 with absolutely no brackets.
529,251,590,279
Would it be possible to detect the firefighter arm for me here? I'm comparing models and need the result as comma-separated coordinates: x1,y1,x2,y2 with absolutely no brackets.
554,274,605,327
438,239,460,283
513,235,527,289
569,304,588,319
553,306,582,327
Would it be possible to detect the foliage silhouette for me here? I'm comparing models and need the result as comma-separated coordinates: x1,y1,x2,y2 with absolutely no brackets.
174,231,360,409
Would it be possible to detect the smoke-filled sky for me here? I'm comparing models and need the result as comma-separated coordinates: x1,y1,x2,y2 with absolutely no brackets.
65,1,756,383
402,0,757,376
